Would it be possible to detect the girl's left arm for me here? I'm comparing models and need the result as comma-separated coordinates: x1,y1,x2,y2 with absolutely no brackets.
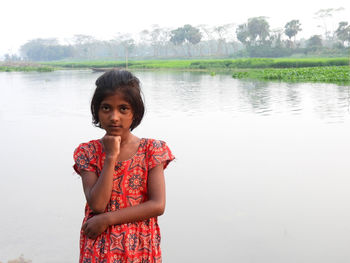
82,164,166,239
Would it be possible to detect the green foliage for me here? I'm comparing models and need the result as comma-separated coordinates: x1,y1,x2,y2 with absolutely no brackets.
44,60,194,69
284,20,302,40
237,17,270,46
236,24,250,45
248,17,270,43
44,58,349,71
307,35,323,51
232,66,350,83
246,46,294,57
189,58,349,69
170,24,202,46
20,38,74,61
0,66,54,72
335,21,350,47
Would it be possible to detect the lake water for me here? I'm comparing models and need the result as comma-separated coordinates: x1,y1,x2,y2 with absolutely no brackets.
1,70,350,263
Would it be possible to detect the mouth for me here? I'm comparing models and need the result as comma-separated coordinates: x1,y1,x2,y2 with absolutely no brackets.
109,125,122,129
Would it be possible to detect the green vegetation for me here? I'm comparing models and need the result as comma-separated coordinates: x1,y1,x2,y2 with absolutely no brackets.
0,66,54,72
45,57,349,70
3,58,349,84
44,60,194,69
0,62,55,72
189,58,349,69
232,66,350,83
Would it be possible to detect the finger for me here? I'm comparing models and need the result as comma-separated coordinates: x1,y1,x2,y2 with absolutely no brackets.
88,232,97,240
81,223,87,231
84,227,90,236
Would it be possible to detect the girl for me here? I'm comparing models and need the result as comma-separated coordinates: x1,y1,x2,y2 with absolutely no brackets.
73,70,174,263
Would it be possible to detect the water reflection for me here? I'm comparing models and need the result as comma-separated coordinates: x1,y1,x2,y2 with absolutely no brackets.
138,71,350,122
1,70,350,263
1,70,349,121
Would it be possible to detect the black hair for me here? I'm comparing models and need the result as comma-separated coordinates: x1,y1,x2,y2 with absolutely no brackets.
91,69,145,131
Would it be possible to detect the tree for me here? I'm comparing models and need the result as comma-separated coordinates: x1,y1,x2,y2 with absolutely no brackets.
236,23,250,45
71,34,98,58
149,25,163,57
4,53,22,61
184,24,202,45
284,20,302,48
213,23,234,55
170,28,185,45
73,34,96,45
269,28,284,48
247,17,270,45
307,35,323,51
170,24,202,56
115,33,135,68
158,27,172,57
20,38,73,61
198,24,215,56
335,21,350,47
236,17,270,47
314,7,345,40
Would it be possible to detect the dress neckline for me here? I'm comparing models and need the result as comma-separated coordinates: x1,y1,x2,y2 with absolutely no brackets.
98,137,145,163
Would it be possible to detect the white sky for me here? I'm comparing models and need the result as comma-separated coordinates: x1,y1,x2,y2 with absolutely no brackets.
1,0,349,55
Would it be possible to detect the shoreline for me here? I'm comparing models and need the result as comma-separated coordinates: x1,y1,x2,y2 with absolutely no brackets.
1,58,349,83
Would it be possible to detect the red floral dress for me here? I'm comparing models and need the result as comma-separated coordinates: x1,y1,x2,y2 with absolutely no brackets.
73,138,174,263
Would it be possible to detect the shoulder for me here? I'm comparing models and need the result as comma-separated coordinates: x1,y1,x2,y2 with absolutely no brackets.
142,138,168,151
73,139,102,156
73,140,102,174
142,138,175,170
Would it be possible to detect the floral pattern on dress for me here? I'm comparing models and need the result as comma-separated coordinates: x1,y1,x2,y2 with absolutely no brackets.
73,138,174,263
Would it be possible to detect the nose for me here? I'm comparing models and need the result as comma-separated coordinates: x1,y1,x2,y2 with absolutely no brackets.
110,110,120,122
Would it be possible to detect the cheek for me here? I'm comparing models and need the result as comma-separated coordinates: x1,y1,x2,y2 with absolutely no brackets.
97,111,107,125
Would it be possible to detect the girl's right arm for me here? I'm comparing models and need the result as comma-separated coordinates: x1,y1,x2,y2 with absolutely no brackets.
80,135,120,214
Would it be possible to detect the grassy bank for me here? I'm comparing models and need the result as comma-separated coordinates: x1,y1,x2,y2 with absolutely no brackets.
189,57,349,69
232,66,350,83
44,60,193,69
0,62,55,72
3,58,349,83
44,57,349,70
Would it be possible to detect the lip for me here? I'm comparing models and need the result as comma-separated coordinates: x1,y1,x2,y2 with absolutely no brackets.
109,125,122,129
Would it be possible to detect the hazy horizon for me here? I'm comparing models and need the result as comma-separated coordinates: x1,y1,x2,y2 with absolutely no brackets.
1,0,349,56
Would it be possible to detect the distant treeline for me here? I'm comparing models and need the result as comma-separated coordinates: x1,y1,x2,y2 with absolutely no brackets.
6,9,350,61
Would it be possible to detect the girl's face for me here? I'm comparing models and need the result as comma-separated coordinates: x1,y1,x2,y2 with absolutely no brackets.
98,92,134,137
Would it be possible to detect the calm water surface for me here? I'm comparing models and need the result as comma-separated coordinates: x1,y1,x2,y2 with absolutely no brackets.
1,70,350,263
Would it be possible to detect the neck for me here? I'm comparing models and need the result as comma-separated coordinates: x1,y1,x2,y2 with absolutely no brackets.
120,132,134,145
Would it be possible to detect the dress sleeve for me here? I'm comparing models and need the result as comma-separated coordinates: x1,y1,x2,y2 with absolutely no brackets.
147,139,175,170
73,143,97,175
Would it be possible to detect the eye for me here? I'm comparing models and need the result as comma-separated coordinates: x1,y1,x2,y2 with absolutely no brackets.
100,105,110,112
120,105,130,113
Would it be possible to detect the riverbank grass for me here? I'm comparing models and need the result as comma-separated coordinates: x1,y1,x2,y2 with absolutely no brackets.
0,62,55,72
232,66,350,83
44,57,349,70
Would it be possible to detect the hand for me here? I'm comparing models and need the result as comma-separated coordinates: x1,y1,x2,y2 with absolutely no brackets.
81,213,110,239
102,134,121,159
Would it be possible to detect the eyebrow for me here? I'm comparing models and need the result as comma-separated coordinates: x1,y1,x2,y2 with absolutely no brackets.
100,102,131,107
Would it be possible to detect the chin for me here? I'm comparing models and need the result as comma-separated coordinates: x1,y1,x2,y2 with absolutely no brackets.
107,131,121,136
